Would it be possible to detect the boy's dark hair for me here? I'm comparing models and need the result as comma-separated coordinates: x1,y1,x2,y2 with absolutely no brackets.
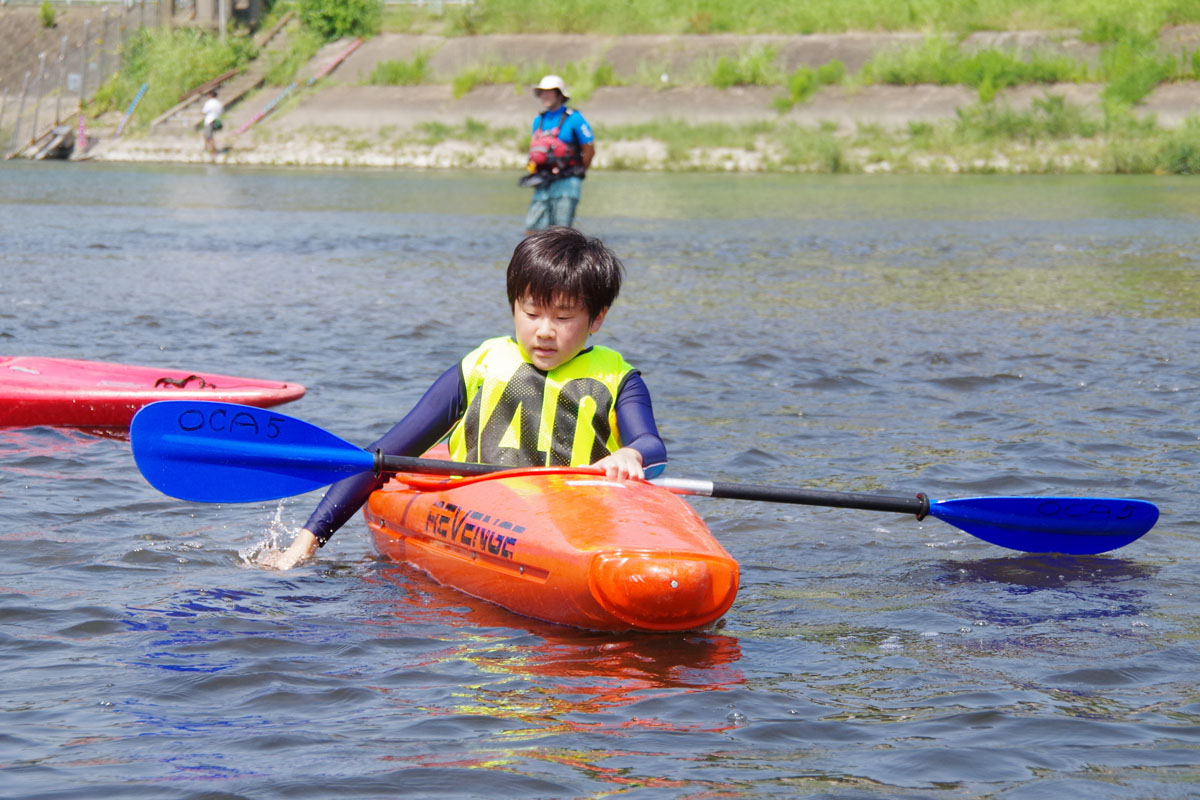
507,227,623,321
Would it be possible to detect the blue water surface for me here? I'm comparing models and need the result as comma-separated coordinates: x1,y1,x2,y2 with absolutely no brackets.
1,162,1199,798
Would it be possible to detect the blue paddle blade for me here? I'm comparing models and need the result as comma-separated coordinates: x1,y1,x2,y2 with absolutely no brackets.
928,496,1159,555
131,401,375,503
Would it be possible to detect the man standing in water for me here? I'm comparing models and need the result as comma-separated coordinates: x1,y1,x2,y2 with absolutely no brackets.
201,90,223,159
523,75,594,234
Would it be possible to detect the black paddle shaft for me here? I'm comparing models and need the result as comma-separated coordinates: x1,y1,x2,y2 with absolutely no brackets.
708,481,930,518
377,452,529,477
376,452,931,519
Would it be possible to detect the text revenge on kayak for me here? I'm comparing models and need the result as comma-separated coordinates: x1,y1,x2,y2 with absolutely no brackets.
423,499,523,561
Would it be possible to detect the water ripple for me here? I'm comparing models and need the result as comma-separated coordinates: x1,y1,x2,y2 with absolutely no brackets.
2,166,1199,798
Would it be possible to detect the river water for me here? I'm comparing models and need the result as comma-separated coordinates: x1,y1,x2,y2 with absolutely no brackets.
2,162,1199,798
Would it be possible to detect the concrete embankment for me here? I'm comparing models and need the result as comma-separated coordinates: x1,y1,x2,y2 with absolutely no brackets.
7,25,1199,172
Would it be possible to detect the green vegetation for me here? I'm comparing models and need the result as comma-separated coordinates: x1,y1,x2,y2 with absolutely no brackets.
1080,6,1190,43
586,100,1200,174
601,118,778,165
368,52,433,85
78,0,1200,177
420,0,1199,123
88,0,377,123
452,64,517,98
953,95,1102,142
406,0,1200,36
775,61,845,111
297,0,381,41
413,117,520,146
1107,116,1200,173
709,45,783,88
279,107,1200,175
90,28,255,126
386,0,1200,116
263,27,323,86
858,37,1092,102
1161,119,1200,173
1099,33,1187,106
452,63,519,98
355,23,1195,117
857,33,1197,107
451,60,620,99
38,0,56,28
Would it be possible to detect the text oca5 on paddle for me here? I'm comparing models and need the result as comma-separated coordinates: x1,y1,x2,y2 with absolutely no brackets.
176,406,286,439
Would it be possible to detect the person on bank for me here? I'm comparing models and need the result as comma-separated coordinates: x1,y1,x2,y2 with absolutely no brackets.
261,227,665,570
201,90,223,158
522,75,595,234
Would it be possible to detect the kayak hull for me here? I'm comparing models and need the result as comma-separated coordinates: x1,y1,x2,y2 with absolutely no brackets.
0,357,305,428
365,467,739,632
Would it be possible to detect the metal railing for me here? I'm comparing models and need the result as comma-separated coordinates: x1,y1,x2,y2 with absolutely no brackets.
2,1,163,157
0,0,479,156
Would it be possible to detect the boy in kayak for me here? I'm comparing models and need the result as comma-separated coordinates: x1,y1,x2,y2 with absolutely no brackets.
262,226,666,569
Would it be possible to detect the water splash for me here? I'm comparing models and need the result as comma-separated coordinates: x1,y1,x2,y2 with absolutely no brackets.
237,500,302,567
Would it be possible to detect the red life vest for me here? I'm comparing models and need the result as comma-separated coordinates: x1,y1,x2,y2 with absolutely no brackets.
528,109,584,175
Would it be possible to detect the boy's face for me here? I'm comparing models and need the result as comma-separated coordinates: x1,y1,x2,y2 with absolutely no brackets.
513,294,607,372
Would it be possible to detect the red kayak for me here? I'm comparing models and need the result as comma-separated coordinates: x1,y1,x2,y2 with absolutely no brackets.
0,356,305,428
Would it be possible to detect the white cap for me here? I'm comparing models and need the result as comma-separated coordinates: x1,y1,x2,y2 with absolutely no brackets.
533,74,569,100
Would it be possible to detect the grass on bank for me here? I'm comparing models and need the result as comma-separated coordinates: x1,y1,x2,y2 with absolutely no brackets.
89,28,256,126
38,0,56,28
395,0,1200,36
90,0,398,125
368,51,433,85
362,22,1197,112
263,27,324,86
595,101,1200,174
1100,33,1200,105
775,61,847,110
326,97,1200,175
709,45,784,88
89,0,361,124
373,0,1200,110
858,36,1094,102
413,117,521,146
85,0,1200,172
446,60,620,99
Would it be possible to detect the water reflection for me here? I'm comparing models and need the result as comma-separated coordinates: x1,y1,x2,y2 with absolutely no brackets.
945,554,1158,588
364,563,744,716
122,587,274,673
359,563,747,793
934,554,1158,626
0,425,125,459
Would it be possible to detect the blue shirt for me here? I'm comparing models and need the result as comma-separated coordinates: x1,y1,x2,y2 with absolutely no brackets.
530,108,592,201
532,107,594,147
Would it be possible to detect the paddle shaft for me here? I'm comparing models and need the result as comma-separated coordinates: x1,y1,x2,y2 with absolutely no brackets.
375,453,931,518
129,402,1158,554
657,477,929,517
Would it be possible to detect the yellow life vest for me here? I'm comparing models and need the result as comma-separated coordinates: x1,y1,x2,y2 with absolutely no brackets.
447,336,634,467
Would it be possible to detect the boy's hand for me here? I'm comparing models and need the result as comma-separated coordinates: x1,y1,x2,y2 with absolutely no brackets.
258,529,319,570
593,447,644,481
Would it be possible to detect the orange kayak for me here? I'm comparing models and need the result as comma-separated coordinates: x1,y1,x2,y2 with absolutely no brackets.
364,462,739,632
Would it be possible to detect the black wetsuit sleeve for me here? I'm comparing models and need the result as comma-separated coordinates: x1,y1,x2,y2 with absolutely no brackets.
304,364,467,546
615,372,667,478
